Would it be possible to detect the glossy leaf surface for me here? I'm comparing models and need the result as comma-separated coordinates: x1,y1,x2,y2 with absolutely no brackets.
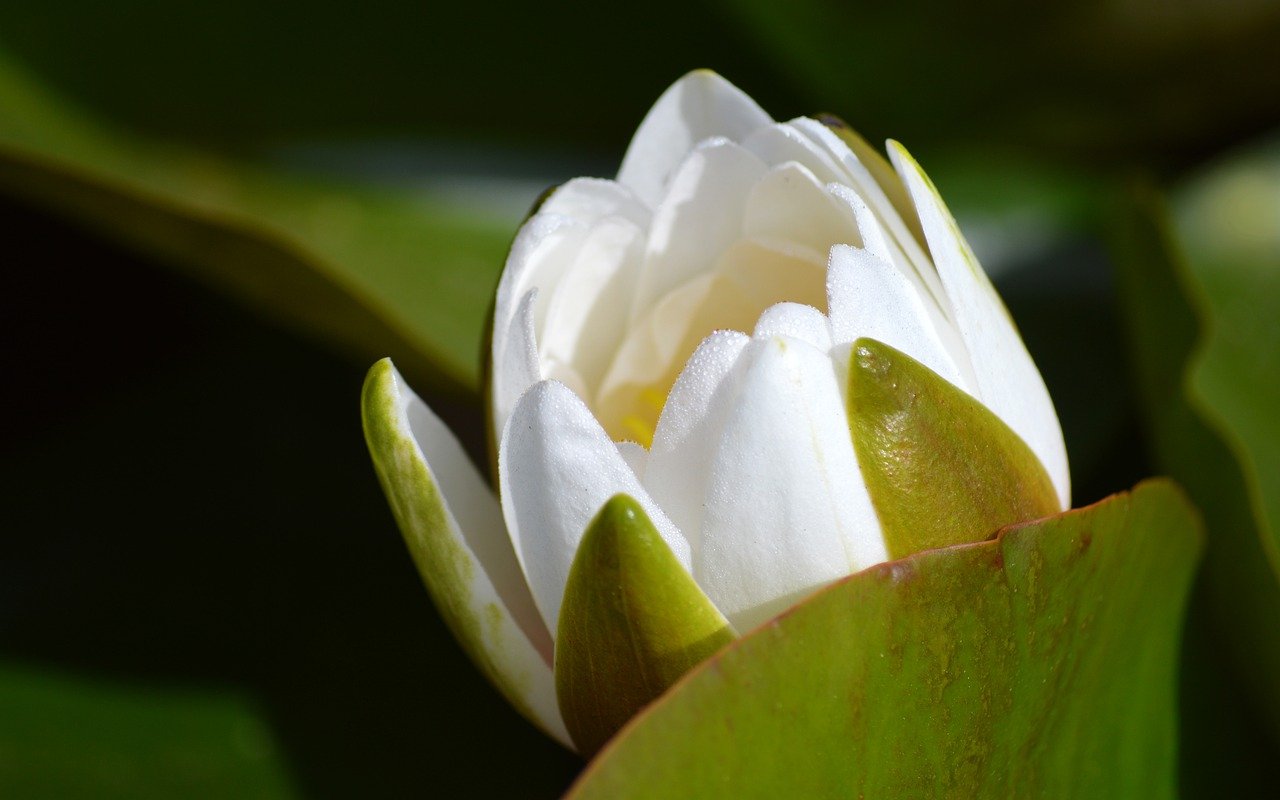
568,480,1200,798
848,338,1061,558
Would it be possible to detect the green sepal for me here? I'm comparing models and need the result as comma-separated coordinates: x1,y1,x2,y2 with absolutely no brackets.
556,495,734,757
848,337,1060,558
361,358,568,746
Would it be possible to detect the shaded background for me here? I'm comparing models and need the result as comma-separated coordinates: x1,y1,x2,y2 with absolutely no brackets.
2,1,1279,796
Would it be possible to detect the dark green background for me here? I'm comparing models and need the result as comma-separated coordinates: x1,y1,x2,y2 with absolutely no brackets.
2,0,1278,795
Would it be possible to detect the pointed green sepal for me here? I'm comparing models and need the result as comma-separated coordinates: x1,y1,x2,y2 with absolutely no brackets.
848,338,1060,558
361,358,569,746
556,495,734,756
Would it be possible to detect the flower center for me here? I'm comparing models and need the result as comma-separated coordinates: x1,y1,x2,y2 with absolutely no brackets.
592,240,828,447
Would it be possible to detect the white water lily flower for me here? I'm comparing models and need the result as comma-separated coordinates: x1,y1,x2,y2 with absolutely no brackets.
363,70,1069,751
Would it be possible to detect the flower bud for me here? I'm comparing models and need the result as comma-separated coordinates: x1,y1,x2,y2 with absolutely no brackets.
363,70,1069,754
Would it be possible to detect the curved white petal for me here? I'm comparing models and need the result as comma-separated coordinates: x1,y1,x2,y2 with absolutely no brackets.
499,381,691,637
804,116,927,247
888,141,1070,508
615,441,649,480
631,139,769,318
541,215,646,394
819,169,948,318
493,214,582,334
752,302,832,352
617,70,773,208
792,118,940,295
741,121,846,186
595,237,827,443
826,183,891,267
645,330,752,558
362,361,568,746
696,336,887,632
827,245,966,392
491,215,586,425
744,162,860,256
491,290,542,443
538,177,650,228
540,358,590,403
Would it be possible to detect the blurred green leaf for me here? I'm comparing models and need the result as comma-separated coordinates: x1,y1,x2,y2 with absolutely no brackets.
1111,173,1280,750
0,47,511,395
1174,141,1280,569
0,663,294,799
568,480,1200,798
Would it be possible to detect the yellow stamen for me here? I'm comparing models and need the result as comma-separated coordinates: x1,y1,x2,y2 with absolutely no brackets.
622,415,656,449
617,385,673,448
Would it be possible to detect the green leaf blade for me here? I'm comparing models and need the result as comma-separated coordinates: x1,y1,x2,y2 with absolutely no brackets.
1174,142,1280,572
0,48,511,394
1111,180,1280,750
567,480,1201,798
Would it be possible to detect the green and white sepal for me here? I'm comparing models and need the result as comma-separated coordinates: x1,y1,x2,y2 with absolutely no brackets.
362,359,570,747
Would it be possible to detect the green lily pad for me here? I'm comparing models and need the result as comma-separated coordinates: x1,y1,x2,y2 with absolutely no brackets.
1110,181,1280,747
0,48,510,394
556,495,734,756
566,480,1201,798
848,337,1060,558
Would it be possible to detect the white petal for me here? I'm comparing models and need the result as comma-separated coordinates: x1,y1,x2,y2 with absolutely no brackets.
540,215,646,394
493,214,583,337
537,177,650,228
631,139,769,318
802,117,927,246
741,122,845,185
791,118,944,304
820,178,948,320
826,183,891,265
540,357,590,403
824,184,966,379
363,361,568,746
617,70,773,208
615,441,649,480
696,336,888,632
595,237,827,443
491,290,541,441
826,245,967,392
888,141,1070,508
645,330,752,557
752,302,832,352
499,381,691,637
491,214,586,432
743,162,860,256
